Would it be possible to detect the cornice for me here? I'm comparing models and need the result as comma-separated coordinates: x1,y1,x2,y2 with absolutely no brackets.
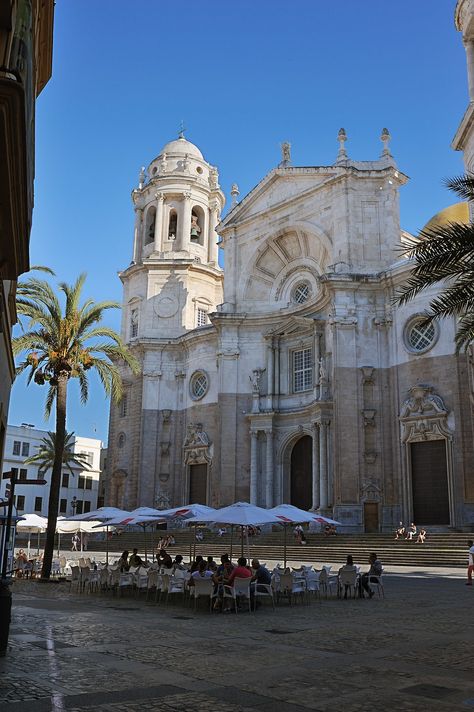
452,102,474,150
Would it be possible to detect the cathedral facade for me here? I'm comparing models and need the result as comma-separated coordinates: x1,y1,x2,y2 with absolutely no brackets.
106,3,474,531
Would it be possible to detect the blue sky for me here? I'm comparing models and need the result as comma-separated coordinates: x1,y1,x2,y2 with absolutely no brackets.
9,0,467,443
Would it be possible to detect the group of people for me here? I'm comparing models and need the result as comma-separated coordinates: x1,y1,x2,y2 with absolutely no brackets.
293,525,307,545
394,522,426,543
338,552,383,599
71,532,89,551
157,535,175,550
324,524,337,536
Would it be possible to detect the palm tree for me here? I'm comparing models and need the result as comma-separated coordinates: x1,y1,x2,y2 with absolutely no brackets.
24,431,91,479
13,273,140,578
395,175,474,352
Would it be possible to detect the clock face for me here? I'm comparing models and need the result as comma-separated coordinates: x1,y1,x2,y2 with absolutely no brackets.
154,294,179,318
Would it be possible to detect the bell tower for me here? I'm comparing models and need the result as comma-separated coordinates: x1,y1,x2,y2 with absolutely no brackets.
120,133,225,341
454,0,474,174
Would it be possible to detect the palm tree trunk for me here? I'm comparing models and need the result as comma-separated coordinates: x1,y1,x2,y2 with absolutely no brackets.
42,372,68,579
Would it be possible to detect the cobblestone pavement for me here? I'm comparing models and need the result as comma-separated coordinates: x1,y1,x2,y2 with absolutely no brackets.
1,571,473,711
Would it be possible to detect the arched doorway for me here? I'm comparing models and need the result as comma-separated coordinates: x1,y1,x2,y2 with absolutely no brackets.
290,436,312,509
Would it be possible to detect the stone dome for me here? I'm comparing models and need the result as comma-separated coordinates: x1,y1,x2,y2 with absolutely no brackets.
160,136,203,160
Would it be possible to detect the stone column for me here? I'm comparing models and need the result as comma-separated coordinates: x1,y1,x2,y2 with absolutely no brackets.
465,39,474,100
326,421,333,507
319,421,328,509
266,339,274,411
311,422,320,510
250,430,258,504
208,202,220,265
314,329,321,400
132,207,143,263
265,429,273,508
153,192,164,252
178,192,192,251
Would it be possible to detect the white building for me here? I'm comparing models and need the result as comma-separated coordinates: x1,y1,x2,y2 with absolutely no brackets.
0,424,102,517
105,5,474,531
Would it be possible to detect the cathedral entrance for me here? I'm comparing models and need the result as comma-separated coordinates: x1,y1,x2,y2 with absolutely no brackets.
410,440,450,525
189,463,208,505
290,436,312,510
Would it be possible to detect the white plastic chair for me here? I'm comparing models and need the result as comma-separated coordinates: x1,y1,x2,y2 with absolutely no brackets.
135,567,149,597
319,568,337,598
146,569,158,600
165,575,186,605
191,577,214,611
367,572,385,598
70,566,80,592
118,571,135,596
222,577,251,613
338,568,358,599
305,570,321,602
251,581,275,611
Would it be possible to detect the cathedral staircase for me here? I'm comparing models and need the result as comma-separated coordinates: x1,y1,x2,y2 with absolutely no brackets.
81,530,470,568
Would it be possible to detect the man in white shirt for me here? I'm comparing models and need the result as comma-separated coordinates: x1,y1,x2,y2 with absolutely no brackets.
466,540,474,586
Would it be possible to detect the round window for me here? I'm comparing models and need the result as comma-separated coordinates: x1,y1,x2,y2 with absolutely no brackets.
404,317,438,354
292,282,311,304
190,370,209,400
196,166,203,174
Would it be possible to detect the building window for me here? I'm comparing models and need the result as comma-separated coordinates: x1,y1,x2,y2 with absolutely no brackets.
120,393,128,418
130,308,138,338
197,308,208,327
78,475,85,489
59,499,67,514
292,282,311,305
76,501,83,515
19,469,27,481
190,370,209,400
12,441,20,456
85,477,92,490
21,442,30,457
79,451,94,467
16,495,25,511
34,497,42,512
404,316,438,354
293,348,313,393
84,501,91,514
11,467,18,480
62,473,69,488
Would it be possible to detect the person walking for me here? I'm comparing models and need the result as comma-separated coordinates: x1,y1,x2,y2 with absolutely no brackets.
466,540,474,586
71,533,80,551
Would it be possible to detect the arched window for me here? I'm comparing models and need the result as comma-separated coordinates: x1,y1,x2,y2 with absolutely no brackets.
145,206,156,245
130,307,139,338
168,209,178,240
190,205,204,245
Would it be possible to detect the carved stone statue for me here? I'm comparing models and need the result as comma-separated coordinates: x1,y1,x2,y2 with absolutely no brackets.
138,166,146,189
280,142,291,166
319,357,328,384
190,213,201,241
400,384,446,418
160,152,168,173
209,166,219,189
184,423,209,447
249,368,265,394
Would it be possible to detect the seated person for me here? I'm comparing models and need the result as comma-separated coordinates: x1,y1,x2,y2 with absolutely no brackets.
190,560,215,583
195,530,204,542
190,555,204,573
157,548,173,569
217,527,226,537
118,550,130,572
172,554,186,570
216,553,234,577
394,522,405,540
417,528,427,544
129,548,144,568
227,557,252,586
251,558,271,590
324,524,331,536
299,531,307,545
168,535,176,546
359,552,383,598
206,556,217,572
338,554,357,599
405,523,417,541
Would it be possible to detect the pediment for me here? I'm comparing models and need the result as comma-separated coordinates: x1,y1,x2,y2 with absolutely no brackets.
264,315,315,338
220,167,339,229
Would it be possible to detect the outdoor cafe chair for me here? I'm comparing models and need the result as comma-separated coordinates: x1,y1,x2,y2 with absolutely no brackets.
191,577,214,612
146,569,158,600
135,567,149,598
79,558,86,568
318,568,337,598
338,569,358,599
251,581,275,611
89,568,100,593
304,570,321,602
222,577,252,613
118,571,135,597
367,572,385,598
80,566,91,593
69,566,80,592
99,567,109,593
51,559,61,577
59,556,67,575
165,575,186,605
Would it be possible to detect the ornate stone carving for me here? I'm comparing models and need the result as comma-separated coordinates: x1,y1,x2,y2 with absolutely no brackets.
364,451,377,465
160,152,168,173
161,409,171,423
361,409,376,427
249,368,265,394
361,477,382,501
209,166,219,189
154,490,171,509
279,141,291,167
361,366,375,384
399,384,452,443
400,384,446,418
160,441,170,456
184,423,212,465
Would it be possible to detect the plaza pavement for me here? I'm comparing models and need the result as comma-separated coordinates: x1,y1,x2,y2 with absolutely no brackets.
0,564,473,712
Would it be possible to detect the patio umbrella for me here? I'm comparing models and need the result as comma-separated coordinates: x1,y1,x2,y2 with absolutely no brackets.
269,505,342,566
187,502,280,562
95,514,166,563
157,504,217,561
16,513,47,557
56,518,110,555
64,507,132,563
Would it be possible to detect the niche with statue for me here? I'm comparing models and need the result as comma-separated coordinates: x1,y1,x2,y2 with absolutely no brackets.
145,206,156,245
168,209,178,240
190,205,204,245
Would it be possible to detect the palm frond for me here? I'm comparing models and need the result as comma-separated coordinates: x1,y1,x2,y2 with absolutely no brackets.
44,385,56,419
444,175,474,202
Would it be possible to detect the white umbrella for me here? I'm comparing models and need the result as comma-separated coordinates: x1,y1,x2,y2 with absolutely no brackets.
187,502,280,561
16,513,47,557
94,514,165,563
130,507,166,518
158,504,217,561
269,505,342,566
63,507,132,563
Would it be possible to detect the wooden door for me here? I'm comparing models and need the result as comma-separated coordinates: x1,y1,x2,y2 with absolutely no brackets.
290,436,312,510
189,464,208,504
364,502,379,533
410,440,449,524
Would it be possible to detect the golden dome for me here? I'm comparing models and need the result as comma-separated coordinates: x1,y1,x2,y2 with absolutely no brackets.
422,202,469,233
